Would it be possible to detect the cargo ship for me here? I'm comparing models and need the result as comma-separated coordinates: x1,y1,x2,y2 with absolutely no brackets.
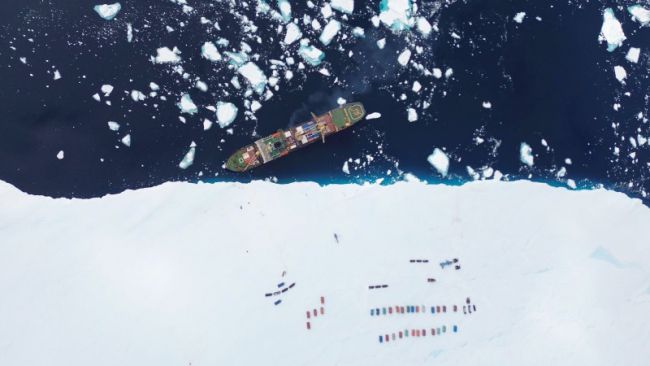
225,102,366,172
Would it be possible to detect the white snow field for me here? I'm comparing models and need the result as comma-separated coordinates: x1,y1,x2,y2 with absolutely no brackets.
0,180,649,366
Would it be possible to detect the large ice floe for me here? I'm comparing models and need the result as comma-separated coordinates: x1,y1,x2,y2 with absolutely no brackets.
177,93,198,115
298,42,325,66
628,5,650,26
93,3,121,20
0,180,649,365
216,102,238,128
599,8,626,52
152,47,182,64
237,62,268,95
379,0,415,32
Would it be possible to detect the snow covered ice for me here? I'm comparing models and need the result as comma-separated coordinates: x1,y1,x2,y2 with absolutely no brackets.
614,65,627,84
283,23,302,45
2,181,648,365
178,141,196,169
319,20,341,46
298,44,325,66
628,5,650,26
201,42,221,62
427,148,449,176
626,47,640,63
237,62,268,95
152,47,182,64
177,93,198,115
216,102,238,128
520,142,534,166
366,112,382,120
93,3,121,20
330,0,354,15
599,8,626,52
379,0,414,32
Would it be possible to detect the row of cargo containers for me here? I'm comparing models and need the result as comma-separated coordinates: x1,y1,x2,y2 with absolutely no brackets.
370,305,458,316
378,325,458,343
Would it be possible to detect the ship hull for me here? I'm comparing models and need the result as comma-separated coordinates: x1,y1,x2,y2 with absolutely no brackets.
226,103,366,172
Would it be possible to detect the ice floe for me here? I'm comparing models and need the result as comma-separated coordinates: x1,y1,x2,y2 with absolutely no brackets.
397,49,411,66
284,23,302,45
177,93,198,115
628,5,650,26
56,150,64,160
121,134,131,147
599,8,626,52
53,70,61,80
330,0,354,14
513,12,526,23
427,148,449,177
319,20,341,46
107,121,120,131
93,3,121,20
407,107,417,122
178,141,196,169
365,112,381,120
298,43,325,66
614,65,627,84
277,0,292,23
626,47,640,63
201,42,222,62
237,62,268,94
416,17,432,36
101,84,114,96
342,161,350,174
152,47,182,64
379,0,414,32
520,142,534,167
216,102,238,128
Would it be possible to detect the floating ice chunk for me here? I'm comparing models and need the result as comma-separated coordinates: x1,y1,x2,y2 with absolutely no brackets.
427,148,449,177
53,70,61,80
177,93,198,115
366,112,382,120
93,3,121,20
203,118,213,130
614,65,627,84
599,9,626,52
445,68,454,78
337,97,346,105
520,142,534,166
407,108,418,122
482,101,492,109
352,27,365,37
130,90,146,101
321,3,333,18
257,0,271,14
412,80,422,92
319,20,341,46
331,0,354,14
179,141,196,169
251,100,262,112
56,150,64,160
238,62,268,94
342,161,350,174
93,93,101,101
152,47,182,64
298,44,325,66
101,84,114,96
379,0,414,32
567,179,577,189
224,52,249,68
397,49,411,66
126,23,133,42
195,80,208,92
121,134,131,147
376,38,386,49
626,47,640,63
107,121,120,131
277,0,292,23
513,12,526,23
216,102,239,128
416,17,432,36
432,68,442,78
201,42,222,62
284,23,302,45
628,5,650,26
311,19,322,31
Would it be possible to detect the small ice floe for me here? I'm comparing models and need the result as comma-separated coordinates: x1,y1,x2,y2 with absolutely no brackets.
201,42,221,62
599,8,626,52
107,121,120,131
626,47,640,63
152,47,182,64
567,179,577,189
225,51,249,67
238,62,268,94
149,82,159,91
277,0,292,22
57,150,64,160
412,81,422,93
432,68,442,78
203,118,213,131
482,101,492,109
216,102,238,128
94,3,121,20
520,142,534,167
366,112,382,120
126,23,133,42
379,0,415,32
427,148,449,177
319,20,341,46
53,70,61,80
337,97,346,105
628,5,650,26
101,84,114,96
179,141,196,169
195,80,208,92
397,49,411,66
251,100,262,112
614,65,627,84
416,17,432,36
407,108,418,122
284,23,302,45
331,0,354,14
121,134,131,147
342,161,350,174
352,27,365,37
513,12,526,23
130,90,146,101
177,93,198,115
298,44,325,66
445,68,454,78
376,38,386,49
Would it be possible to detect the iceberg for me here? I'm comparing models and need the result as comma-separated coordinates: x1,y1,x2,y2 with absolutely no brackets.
599,8,626,52
216,102,239,128
237,62,268,95
177,93,198,115
330,0,354,14
379,0,414,32
93,3,121,20
201,42,222,62
520,142,534,166
427,148,449,176
628,5,650,26
178,141,196,169
152,47,182,64
319,20,341,46
298,44,325,66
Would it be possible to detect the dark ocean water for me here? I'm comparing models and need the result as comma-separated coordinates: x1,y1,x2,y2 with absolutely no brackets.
0,0,648,203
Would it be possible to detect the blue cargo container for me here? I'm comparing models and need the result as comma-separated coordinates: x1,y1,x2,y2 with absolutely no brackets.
379,335,383,343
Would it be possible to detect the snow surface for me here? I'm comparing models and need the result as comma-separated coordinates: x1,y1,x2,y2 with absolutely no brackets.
599,8,626,52
427,148,449,176
0,180,649,365
93,3,121,20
